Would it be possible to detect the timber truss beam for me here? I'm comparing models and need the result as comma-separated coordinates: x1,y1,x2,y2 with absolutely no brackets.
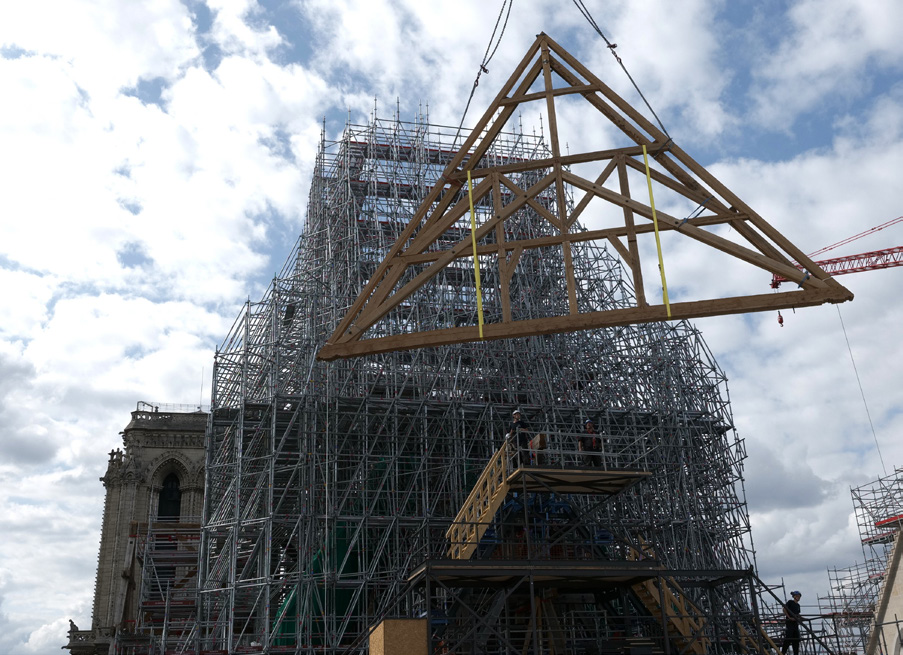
318,32,852,361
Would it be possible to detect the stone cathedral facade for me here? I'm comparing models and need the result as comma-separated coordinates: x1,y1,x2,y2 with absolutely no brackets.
63,405,206,655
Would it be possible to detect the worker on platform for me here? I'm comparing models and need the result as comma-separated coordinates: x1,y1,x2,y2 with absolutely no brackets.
507,409,531,467
579,419,603,467
780,590,804,655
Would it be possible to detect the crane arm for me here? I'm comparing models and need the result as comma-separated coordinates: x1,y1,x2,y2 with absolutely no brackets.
771,246,903,288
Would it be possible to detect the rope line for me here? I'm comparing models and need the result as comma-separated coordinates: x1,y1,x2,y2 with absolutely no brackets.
642,144,671,317
681,195,714,225
571,0,671,139
836,305,886,475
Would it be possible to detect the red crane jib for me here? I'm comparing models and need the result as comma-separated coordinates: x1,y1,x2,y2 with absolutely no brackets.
771,246,903,287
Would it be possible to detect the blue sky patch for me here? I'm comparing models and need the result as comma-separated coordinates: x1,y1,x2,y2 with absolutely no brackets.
1,44,35,59
121,77,169,108
116,242,154,269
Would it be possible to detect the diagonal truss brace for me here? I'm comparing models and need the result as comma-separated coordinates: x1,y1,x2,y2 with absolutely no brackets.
318,33,852,361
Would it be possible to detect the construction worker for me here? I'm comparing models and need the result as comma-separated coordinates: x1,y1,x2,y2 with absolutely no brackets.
781,590,803,655
507,409,531,467
578,419,603,467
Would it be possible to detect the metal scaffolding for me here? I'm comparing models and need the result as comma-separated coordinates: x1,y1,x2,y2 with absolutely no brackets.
818,468,903,655
853,469,903,560
113,519,202,655
818,561,883,655
196,111,761,654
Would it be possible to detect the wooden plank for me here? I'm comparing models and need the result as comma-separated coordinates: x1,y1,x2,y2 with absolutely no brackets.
525,197,562,232
396,213,742,265
621,155,719,211
317,287,852,360
617,156,647,307
728,218,794,265
561,170,827,288
335,262,407,343
563,240,579,314
328,37,546,344
539,43,577,314
492,174,513,323
499,82,600,105
567,157,619,229
447,145,646,182
406,175,494,253
337,172,558,340
607,235,632,265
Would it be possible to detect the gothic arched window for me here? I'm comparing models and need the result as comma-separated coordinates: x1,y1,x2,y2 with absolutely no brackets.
158,473,181,520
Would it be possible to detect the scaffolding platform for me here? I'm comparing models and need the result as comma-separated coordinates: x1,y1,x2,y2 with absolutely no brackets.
410,560,754,589
408,558,665,588
818,469,903,655
862,530,896,545
507,466,651,495
875,513,903,528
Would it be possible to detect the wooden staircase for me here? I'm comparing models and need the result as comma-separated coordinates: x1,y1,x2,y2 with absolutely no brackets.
446,442,511,559
631,575,708,655
630,543,779,655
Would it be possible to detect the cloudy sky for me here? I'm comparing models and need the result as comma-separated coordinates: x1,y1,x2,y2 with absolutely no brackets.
1,0,902,652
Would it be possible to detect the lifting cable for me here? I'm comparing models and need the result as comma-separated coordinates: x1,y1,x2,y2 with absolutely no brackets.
454,0,514,145
836,305,887,475
808,215,903,260
573,0,677,310
571,0,671,140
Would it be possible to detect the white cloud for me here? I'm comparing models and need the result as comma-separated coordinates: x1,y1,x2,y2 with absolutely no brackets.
750,0,903,129
0,1,198,94
600,0,735,139
208,0,284,57
0,3,336,649
0,270,55,341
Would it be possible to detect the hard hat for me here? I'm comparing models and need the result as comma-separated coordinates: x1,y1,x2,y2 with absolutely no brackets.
585,419,594,425
512,408,522,416
790,590,801,597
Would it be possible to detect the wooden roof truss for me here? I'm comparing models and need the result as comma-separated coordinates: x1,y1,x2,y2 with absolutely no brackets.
317,33,853,361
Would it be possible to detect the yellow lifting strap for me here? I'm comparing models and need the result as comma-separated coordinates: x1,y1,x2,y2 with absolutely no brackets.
467,170,485,337
642,144,672,318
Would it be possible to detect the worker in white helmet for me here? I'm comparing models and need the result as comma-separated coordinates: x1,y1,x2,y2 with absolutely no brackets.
506,408,531,467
